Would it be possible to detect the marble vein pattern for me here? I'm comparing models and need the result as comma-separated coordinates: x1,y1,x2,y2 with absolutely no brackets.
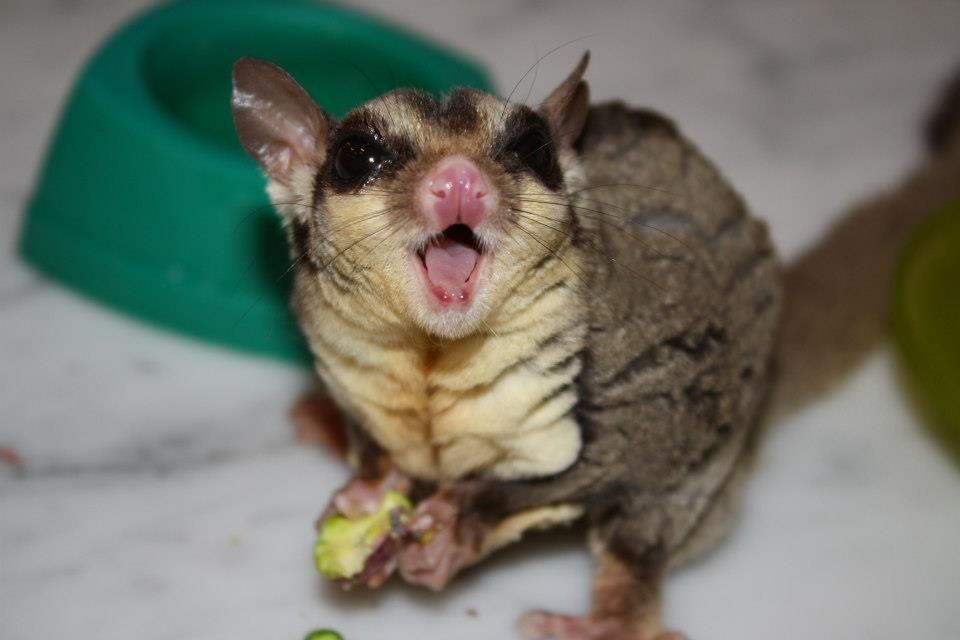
2,1,959,639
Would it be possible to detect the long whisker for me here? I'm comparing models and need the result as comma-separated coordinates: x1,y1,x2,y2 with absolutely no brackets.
495,115,582,162
231,202,397,283
514,197,659,257
495,34,597,131
230,198,313,235
325,53,402,135
507,181,682,200
506,215,590,290
520,40,542,108
522,196,719,281
344,218,408,288
232,247,309,329
230,201,402,328
225,197,321,299
319,205,400,244
320,217,406,274
354,187,412,198
479,316,502,339
510,195,705,264
341,219,409,329
510,207,666,293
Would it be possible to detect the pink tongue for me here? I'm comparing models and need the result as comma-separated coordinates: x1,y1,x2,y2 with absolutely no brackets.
423,238,480,295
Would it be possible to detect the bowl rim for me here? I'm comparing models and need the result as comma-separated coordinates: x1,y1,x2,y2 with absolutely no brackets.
84,0,493,177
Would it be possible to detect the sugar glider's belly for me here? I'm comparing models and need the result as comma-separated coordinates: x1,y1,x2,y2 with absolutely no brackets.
390,359,584,481
312,321,587,482
321,330,586,482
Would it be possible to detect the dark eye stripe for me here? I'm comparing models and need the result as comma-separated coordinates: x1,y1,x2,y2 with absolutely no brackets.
321,112,416,194
495,107,563,191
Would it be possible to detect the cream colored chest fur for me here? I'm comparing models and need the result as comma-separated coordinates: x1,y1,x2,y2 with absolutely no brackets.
297,274,587,482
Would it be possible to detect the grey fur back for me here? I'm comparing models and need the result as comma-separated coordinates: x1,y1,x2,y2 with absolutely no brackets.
477,103,782,561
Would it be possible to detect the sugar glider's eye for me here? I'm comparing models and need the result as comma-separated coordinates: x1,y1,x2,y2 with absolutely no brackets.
507,127,555,183
333,133,384,185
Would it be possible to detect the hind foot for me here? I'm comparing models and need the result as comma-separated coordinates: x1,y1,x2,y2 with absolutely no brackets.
291,391,348,457
518,611,685,640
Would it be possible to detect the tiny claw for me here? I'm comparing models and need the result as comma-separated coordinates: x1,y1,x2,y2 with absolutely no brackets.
517,610,554,639
515,610,618,640
410,513,436,535
389,508,410,536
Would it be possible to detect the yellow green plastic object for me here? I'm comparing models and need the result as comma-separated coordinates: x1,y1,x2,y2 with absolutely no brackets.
18,0,493,364
314,491,411,580
304,630,343,640
892,200,960,460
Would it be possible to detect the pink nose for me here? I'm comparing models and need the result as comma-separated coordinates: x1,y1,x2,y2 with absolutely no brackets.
419,156,494,231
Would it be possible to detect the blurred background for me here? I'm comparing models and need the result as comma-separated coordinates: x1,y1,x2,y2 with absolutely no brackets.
2,1,959,639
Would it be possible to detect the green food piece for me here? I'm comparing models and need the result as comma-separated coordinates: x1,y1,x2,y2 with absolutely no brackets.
892,200,960,460
313,491,412,579
304,630,343,640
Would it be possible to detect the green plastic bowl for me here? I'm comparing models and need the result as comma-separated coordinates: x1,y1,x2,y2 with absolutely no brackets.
18,0,493,364
892,200,960,461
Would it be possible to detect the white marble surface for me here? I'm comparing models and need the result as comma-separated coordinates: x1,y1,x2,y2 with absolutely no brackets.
3,1,960,639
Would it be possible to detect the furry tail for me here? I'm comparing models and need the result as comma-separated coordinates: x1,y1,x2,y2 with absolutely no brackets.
772,68,960,414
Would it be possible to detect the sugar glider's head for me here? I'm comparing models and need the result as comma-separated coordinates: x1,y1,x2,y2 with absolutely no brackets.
231,54,590,340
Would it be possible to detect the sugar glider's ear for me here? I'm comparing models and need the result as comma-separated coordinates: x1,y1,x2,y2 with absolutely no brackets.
541,51,591,148
231,57,328,184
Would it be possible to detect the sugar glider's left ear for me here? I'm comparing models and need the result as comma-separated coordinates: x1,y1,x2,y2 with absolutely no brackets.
541,51,591,148
231,57,328,185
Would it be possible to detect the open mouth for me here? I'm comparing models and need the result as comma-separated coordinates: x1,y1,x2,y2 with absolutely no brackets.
414,223,485,307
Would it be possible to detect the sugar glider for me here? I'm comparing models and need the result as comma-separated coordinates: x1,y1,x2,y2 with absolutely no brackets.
231,53,960,639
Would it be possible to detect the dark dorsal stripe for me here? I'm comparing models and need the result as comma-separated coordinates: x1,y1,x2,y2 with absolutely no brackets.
394,87,481,133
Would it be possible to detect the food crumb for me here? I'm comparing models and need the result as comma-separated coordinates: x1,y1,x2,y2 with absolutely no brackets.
229,536,241,546
0,446,23,468
466,608,478,618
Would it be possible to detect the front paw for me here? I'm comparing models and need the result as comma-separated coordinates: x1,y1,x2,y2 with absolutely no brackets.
314,470,412,590
398,491,481,591
517,611,688,640
318,469,411,524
